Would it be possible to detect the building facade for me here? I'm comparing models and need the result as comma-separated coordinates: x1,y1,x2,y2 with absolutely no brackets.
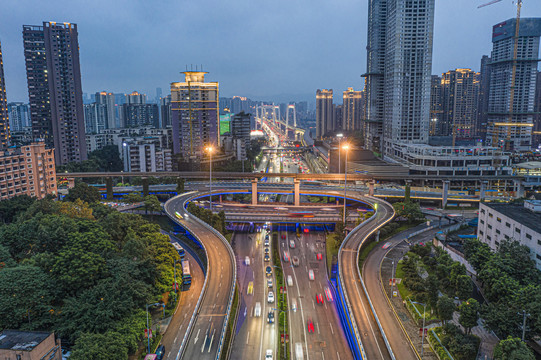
95,91,116,129
429,75,443,136
0,41,9,150
230,111,252,161
533,71,541,147
0,330,61,360
477,55,492,138
8,102,30,132
160,95,172,128
171,71,219,160
83,103,107,134
478,201,541,270
486,18,541,151
23,22,87,165
122,103,159,128
126,91,146,105
342,87,363,131
0,142,56,200
316,89,333,139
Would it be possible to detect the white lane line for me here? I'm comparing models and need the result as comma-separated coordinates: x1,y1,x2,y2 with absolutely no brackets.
337,352,341,360
322,352,325,360
330,323,334,335
194,328,201,345
317,322,320,334
312,299,315,309
175,334,179,343
167,351,171,358
246,331,250,344
208,329,215,353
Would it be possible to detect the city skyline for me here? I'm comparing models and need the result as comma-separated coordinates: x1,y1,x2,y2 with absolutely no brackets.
0,0,540,104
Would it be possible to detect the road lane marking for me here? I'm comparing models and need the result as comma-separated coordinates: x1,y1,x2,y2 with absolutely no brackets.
208,329,215,353
330,323,334,335
312,299,315,309
246,331,250,344
317,322,320,334
194,328,200,345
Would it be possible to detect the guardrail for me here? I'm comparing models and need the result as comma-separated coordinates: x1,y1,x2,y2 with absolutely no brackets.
182,194,237,360
164,194,210,360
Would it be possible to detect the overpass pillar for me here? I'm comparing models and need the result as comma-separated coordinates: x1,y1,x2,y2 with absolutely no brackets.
514,180,525,199
480,181,488,202
294,179,300,206
368,180,375,197
142,177,149,197
251,179,258,205
442,180,450,208
405,180,412,202
106,177,113,200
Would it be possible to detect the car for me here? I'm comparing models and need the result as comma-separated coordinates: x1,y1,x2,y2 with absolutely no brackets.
308,269,315,281
307,319,314,333
245,256,250,265
295,343,304,360
264,254,270,262
266,349,273,360
287,275,294,287
267,309,275,324
316,253,323,260
155,345,165,360
283,251,290,262
324,287,334,302
264,247,270,254
254,302,261,317
382,242,392,249
266,266,272,277
247,281,254,295
316,293,324,304
281,234,286,239
291,298,297,312
267,279,273,288
264,238,270,247
268,291,275,303
292,256,300,267
289,240,296,249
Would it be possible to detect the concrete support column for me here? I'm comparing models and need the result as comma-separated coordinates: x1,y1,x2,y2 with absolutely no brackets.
251,179,258,206
106,177,113,200
142,177,149,197
442,180,450,208
294,179,300,206
480,181,487,202
514,180,525,199
405,180,412,202
368,180,375,197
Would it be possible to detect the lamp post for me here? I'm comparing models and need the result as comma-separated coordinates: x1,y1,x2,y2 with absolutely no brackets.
205,146,214,212
146,302,164,354
342,144,350,225
520,310,531,341
411,300,427,357
336,133,343,179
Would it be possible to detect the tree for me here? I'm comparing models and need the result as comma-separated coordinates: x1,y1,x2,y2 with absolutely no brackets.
437,295,455,325
88,145,123,172
64,182,101,203
176,178,185,193
0,195,36,224
493,336,535,360
459,298,479,334
425,274,440,308
123,193,143,204
392,202,424,223
0,244,15,269
143,195,162,215
59,199,95,220
70,331,128,360
455,274,473,300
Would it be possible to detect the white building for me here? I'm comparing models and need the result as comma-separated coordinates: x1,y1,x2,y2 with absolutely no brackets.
477,201,541,270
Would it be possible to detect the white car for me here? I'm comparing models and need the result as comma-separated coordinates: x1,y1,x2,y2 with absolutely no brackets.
245,256,250,265
289,240,296,248
266,349,273,360
291,298,297,312
308,269,315,281
254,302,261,317
287,275,293,287
267,291,275,303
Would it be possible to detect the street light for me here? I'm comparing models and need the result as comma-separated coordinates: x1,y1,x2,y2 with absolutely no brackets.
342,144,350,225
336,133,343,178
411,300,427,357
146,302,165,354
205,146,214,212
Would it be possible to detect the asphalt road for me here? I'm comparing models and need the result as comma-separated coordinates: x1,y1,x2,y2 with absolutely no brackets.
280,231,352,360
162,246,204,360
339,197,395,360
164,193,236,360
230,231,277,360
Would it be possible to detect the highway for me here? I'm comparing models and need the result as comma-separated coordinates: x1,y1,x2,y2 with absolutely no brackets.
338,197,395,360
230,231,277,360
164,193,236,360
280,231,352,360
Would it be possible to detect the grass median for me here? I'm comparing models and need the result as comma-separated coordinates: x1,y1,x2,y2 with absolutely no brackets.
272,232,290,360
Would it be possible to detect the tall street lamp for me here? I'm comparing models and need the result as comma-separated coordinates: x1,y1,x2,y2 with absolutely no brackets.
146,302,165,354
342,144,350,225
336,133,343,177
205,146,214,212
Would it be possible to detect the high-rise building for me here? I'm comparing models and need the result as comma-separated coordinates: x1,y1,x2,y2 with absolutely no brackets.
343,87,363,131
477,55,492,138
7,103,30,132
534,71,541,147
171,71,219,160
95,91,116,129
122,103,159,128
83,103,107,134
486,18,541,151
155,87,162,104
126,91,146,105
440,69,480,141
0,41,10,150
364,0,435,156
23,22,87,165
316,89,333,139
159,95,172,128
429,75,442,136
231,112,252,161
333,104,343,131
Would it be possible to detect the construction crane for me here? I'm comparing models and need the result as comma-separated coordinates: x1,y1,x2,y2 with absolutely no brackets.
479,0,525,151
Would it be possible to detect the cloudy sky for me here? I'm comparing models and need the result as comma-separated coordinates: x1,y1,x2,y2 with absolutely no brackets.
1,0,540,104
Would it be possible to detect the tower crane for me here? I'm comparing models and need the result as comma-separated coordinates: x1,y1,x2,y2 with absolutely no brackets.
479,0,525,151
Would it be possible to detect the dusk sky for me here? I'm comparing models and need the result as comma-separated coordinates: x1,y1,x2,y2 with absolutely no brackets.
1,0,540,104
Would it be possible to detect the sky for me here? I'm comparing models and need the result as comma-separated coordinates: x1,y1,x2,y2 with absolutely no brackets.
1,0,540,104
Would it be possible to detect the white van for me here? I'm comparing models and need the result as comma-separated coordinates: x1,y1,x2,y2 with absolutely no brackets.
254,302,261,317
295,343,304,360
291,298,297,312
287,275,293,287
